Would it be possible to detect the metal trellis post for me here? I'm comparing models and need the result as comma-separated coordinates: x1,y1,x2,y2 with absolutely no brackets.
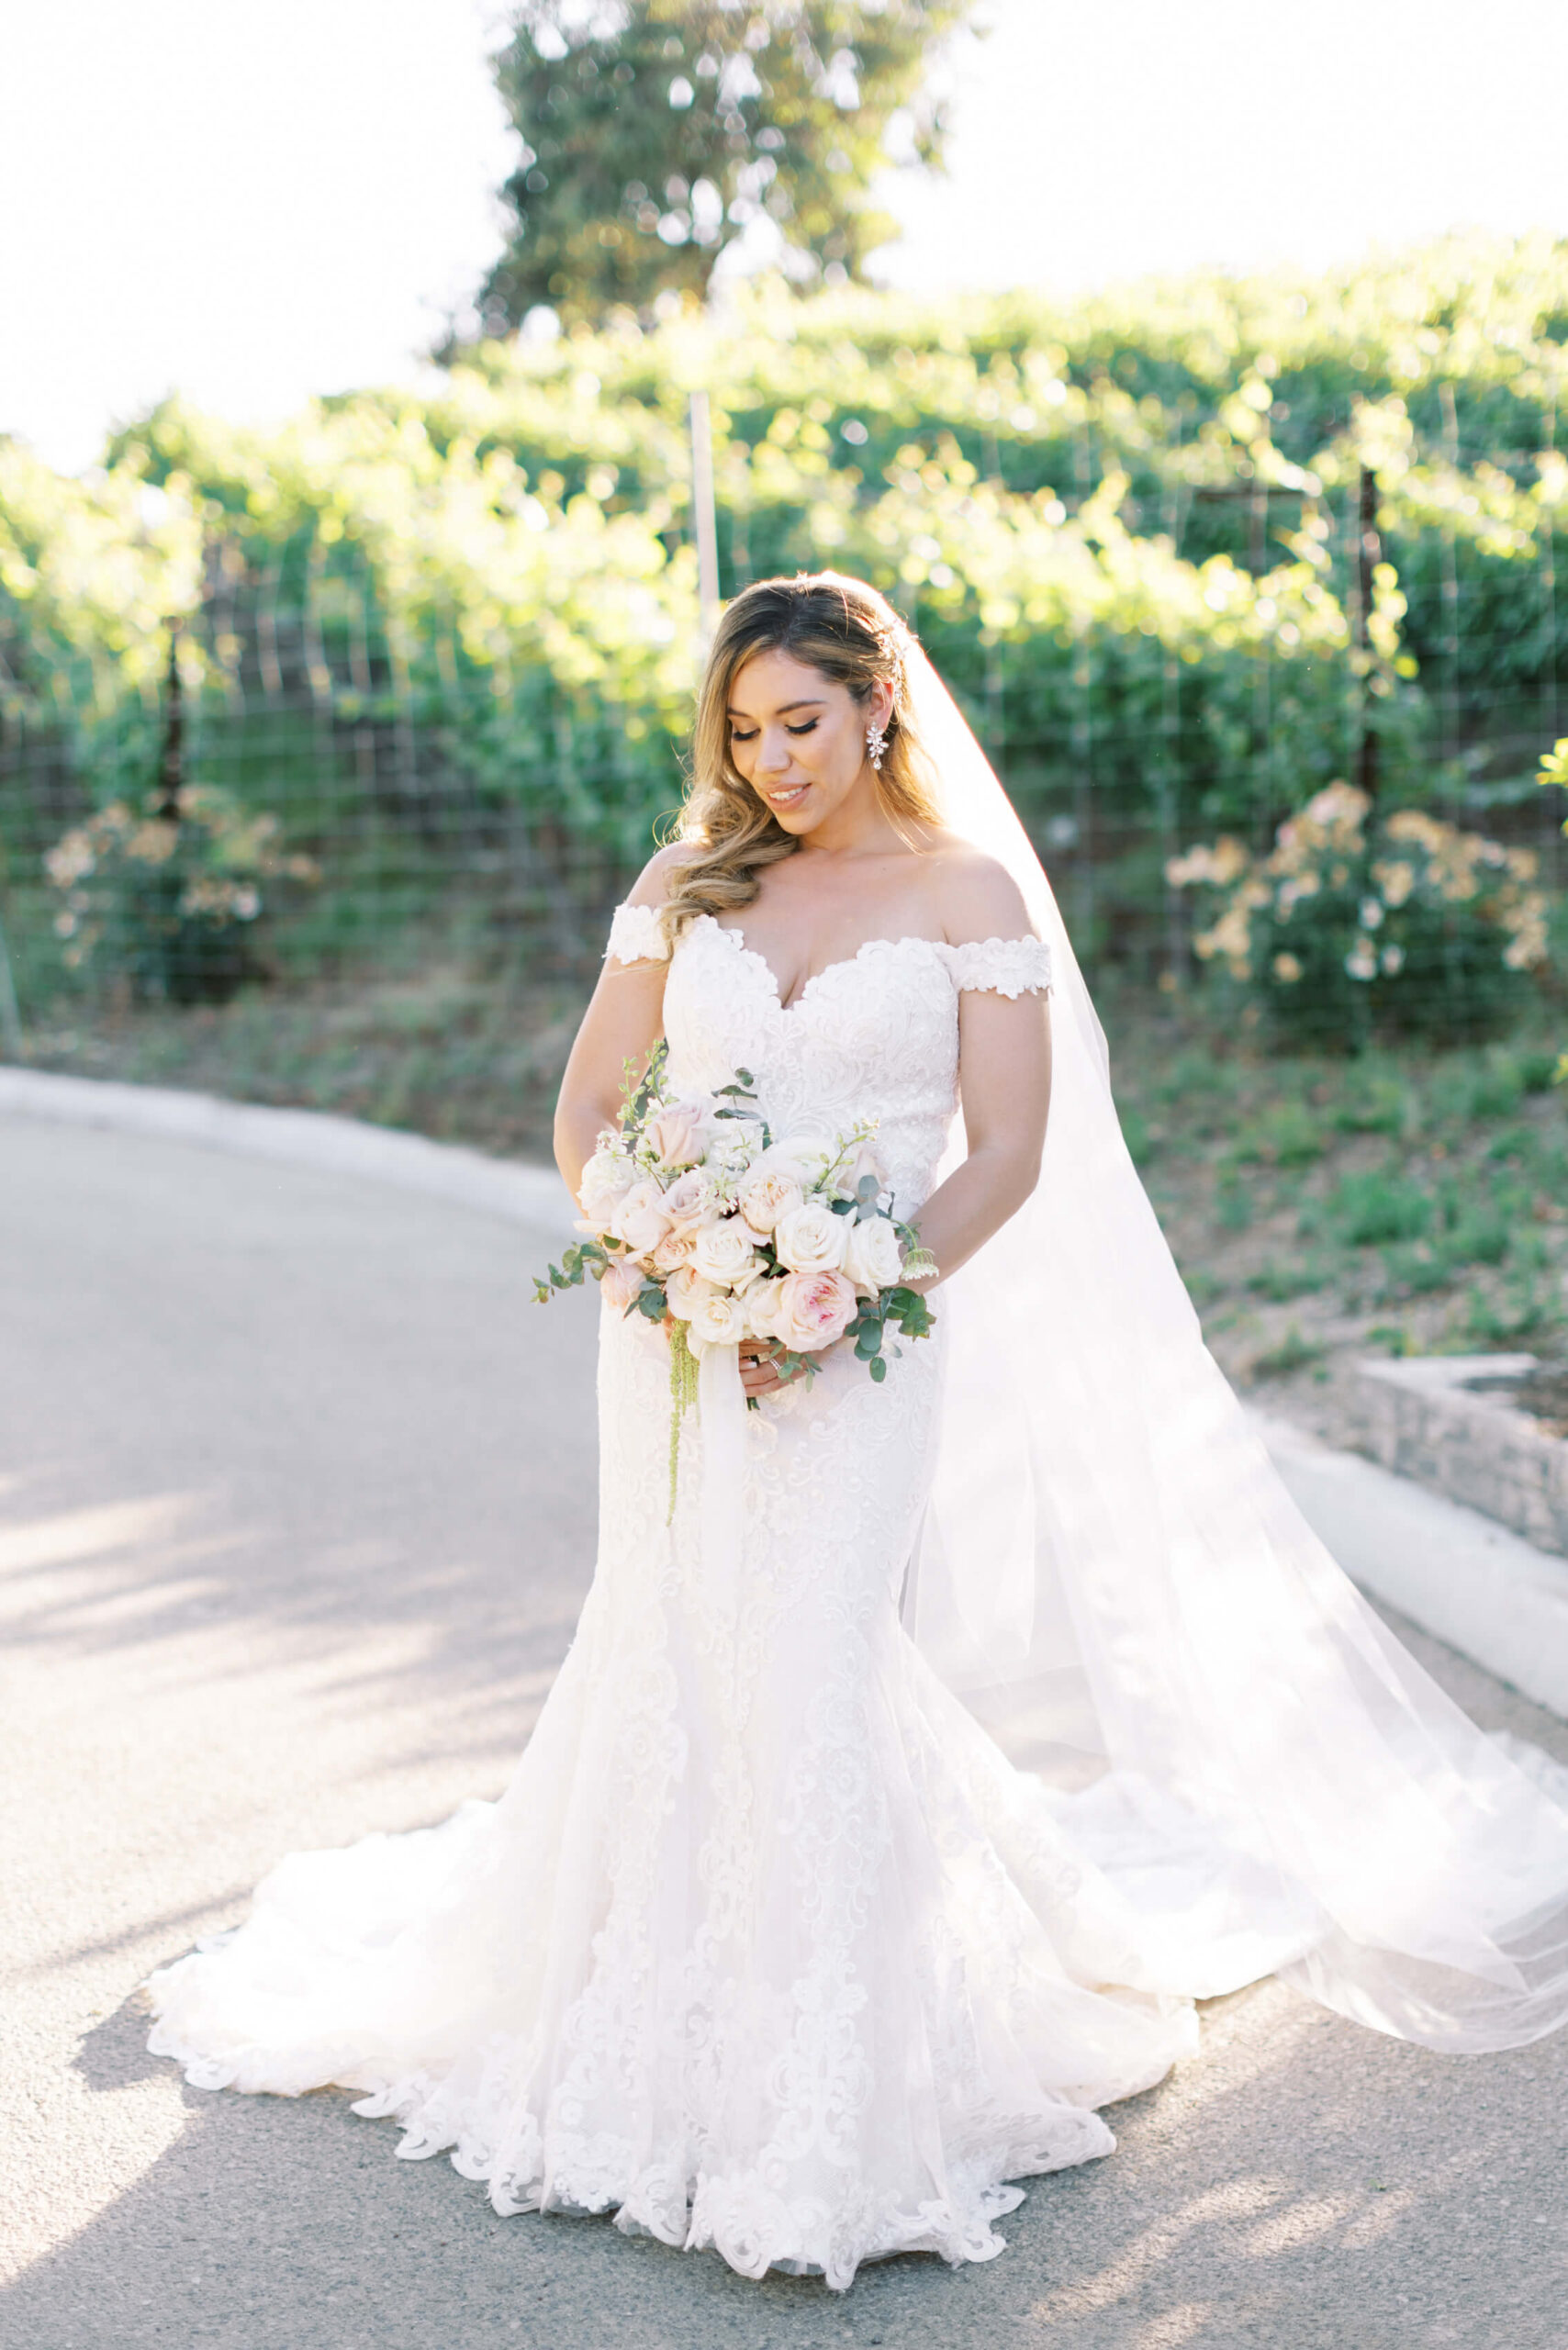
689,391,721,650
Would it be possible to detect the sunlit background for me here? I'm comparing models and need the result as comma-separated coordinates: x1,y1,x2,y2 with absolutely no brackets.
3,0,1567,1409
6,1,1568,471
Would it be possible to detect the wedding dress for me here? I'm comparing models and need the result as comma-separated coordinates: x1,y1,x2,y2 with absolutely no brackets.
150,647,1568,2291
148,908,1199,2287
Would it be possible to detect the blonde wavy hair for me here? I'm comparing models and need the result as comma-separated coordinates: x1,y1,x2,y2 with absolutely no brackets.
660,572,943,939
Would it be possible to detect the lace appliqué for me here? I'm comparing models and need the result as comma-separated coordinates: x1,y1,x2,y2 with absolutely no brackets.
938,934,1052,997
605,901,670,965
145,898,1191,2297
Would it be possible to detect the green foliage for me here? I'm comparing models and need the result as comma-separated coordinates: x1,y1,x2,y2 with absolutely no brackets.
1215,1176,1252,1230
1228,1100,1323,1166
1331,1069,1412,1135
1447,1208,1512,1266
1377,1241,1457,1299
477,1,974,329
1119,1106,1156,1166
1324,1169,1434,1246
1246,1256,1327,1301
1170,782,1551,1048
1461,1058,1526,1120
1514,1046,1562,1093
1462,1282,1551,1346
532,1237,610,1302
3,232,1568,1017
846,1281,935,1382
1249,1325,1325,1378
0,448,206,805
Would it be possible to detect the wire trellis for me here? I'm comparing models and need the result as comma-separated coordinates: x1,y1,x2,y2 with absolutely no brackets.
0,431,1563,1040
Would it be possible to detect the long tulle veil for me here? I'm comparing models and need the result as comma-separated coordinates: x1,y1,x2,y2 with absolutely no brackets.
903,640,1568,2051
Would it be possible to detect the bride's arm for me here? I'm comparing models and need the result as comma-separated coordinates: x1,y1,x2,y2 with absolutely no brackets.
553,851,681,1203
906,858,1052,1288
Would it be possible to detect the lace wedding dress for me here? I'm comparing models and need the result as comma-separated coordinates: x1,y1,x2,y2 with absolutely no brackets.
147,906,1201,2289
151,635,1568,2290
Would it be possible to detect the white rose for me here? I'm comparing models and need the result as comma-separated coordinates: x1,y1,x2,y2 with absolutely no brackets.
692,1219,762,1291
842,1213,904,1295
685,1284,747,1350
735,1165,804,1235
764,1132,833,1179
610,1177,672,1259
744,1277,786,1342
578,1145,636,1228
664,1263,707,1320
773,1198,849,1275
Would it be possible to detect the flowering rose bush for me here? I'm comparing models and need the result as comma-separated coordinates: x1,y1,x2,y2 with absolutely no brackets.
534,1046,936,1508
44,786,319,1005
1168,780,1552,1047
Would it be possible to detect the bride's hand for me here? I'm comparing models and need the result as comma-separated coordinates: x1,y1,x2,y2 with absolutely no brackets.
739,1342,806,1400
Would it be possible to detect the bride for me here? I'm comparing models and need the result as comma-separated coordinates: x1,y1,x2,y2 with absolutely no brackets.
149,572,1568,2292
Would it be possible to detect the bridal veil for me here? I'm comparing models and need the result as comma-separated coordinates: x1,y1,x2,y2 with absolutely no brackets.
900,636,1568,2053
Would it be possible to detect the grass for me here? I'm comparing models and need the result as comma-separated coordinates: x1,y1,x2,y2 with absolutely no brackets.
1108,998,1568,1435
1247,1326,1327,1380
16,966,589,1158
12,960,1567,1449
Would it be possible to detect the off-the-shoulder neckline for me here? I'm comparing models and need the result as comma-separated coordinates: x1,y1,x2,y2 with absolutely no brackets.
699,914,1042,1014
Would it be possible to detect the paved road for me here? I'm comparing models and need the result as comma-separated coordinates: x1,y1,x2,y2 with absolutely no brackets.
5,1113,1568,2350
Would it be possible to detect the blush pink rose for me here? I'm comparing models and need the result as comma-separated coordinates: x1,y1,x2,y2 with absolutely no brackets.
599,1253,646,1310
771,1269,858,1352
843,1139,886,1197
660,1165,717,1229
651,1226,697,1274
735,1164,804,1235
644,1100,709,1170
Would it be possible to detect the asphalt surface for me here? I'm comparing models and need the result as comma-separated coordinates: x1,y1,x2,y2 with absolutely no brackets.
5,1112,1568,2350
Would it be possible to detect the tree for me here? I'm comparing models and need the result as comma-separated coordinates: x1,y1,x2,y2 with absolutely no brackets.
469,0,976,332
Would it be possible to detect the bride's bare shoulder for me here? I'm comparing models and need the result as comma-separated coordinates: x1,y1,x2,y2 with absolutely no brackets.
624,839,700,910
920,833,1036,946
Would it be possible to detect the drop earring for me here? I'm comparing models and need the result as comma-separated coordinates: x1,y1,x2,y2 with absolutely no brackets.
865,717,888,770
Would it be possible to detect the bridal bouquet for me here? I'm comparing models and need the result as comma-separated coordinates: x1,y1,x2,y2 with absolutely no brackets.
535,1046,935,1504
